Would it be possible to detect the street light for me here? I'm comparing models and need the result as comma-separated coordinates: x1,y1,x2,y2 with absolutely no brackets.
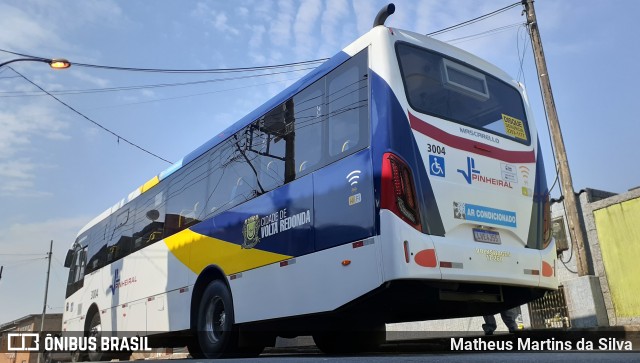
0,57,71,69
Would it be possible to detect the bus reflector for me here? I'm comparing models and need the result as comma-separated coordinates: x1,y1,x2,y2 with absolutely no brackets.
381,153,422,231
524,269,540,275
440,261,463,269
352,241,364,248
280,258,296,267
342,260,351,266
230,273,243,280
415,249,436,267
542,261,554,277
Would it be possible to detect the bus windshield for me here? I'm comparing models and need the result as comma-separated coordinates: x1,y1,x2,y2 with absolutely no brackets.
396,42,531,145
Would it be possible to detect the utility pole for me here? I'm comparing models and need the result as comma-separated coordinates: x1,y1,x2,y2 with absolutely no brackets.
522,0,589,276
38,240,53,363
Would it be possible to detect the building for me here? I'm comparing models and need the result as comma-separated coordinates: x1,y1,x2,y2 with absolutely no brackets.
0,314,62,363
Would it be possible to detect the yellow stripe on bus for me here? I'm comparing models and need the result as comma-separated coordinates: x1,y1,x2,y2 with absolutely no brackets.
163,228,291,275
140,176,160,193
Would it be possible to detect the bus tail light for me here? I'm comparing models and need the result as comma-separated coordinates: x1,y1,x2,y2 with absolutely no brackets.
541,193,552,249
381,152,422,231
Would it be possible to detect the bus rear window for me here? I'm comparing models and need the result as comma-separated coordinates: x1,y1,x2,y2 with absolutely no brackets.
396,42,530,144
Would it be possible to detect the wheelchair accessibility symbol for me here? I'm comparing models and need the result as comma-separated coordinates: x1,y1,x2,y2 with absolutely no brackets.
429,155,445,177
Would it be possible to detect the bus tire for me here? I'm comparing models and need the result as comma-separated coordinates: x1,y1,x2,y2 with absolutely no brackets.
86,312,104,362
312,322,385,355
194,280,238,358
70,350,85,362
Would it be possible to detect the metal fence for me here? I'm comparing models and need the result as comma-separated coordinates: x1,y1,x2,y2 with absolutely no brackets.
528,285,571,328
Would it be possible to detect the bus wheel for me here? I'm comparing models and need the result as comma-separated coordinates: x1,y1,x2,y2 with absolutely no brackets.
312,323,385,354
195,280,238,358
86,312,104,362
70,350,85,362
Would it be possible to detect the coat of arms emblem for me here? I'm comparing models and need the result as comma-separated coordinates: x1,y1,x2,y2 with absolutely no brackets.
242,215,260,249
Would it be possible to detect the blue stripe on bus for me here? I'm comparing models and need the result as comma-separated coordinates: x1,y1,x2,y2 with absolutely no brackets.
369,71,445,236
190,173,315,257
526,140,548,249
159,158,183,181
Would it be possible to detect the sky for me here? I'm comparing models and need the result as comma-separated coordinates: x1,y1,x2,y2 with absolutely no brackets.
1,0,639,325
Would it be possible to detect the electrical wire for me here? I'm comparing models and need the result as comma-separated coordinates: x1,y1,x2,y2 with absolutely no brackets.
0,257,48,267
516,24,528,84
88,76,300,110
0,253,46,256
427,2,521,37
8,66,172,165
444,22,523,44
0,47,327,74
0,66,315,98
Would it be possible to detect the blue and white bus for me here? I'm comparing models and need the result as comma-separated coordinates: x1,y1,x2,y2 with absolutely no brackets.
63,4,557,359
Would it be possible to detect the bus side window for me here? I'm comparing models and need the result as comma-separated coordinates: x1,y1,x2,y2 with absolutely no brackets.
66,246,87,298
250,120,285,193
84,220,107,273
327,51,368,158
292,82,325,177
131,189,166,250
165,156,209,237
107,208,133,262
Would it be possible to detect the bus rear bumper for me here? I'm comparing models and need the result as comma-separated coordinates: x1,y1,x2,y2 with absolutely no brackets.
378,210,558,290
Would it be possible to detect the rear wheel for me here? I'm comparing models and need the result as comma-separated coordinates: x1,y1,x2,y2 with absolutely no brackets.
193,280,238,358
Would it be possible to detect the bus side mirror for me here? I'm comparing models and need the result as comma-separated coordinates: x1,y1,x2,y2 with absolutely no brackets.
64,249,74,268
146,210,160,221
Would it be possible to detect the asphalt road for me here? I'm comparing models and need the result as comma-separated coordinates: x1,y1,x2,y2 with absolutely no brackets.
156,351,640,363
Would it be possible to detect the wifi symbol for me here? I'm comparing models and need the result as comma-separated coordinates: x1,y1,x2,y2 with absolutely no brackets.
519,166,530,184
346,170,362,186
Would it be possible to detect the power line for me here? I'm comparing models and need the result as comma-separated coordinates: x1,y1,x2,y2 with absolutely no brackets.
444,22,523,44
8,66,172,165
0,48,327,74
427,2,521,37
0,66,315,97
0,253,45,256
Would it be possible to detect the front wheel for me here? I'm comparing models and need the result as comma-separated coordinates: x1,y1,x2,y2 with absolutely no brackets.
194,280,238,358
86,312,103,362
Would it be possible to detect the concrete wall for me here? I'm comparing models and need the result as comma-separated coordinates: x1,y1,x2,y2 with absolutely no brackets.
585,188,640,326
551,188,616,328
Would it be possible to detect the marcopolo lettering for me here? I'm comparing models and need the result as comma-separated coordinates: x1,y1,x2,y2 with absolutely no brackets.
459,127,500,144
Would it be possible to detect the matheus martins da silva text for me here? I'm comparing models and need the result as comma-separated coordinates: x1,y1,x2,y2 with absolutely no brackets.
451,337,633,351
